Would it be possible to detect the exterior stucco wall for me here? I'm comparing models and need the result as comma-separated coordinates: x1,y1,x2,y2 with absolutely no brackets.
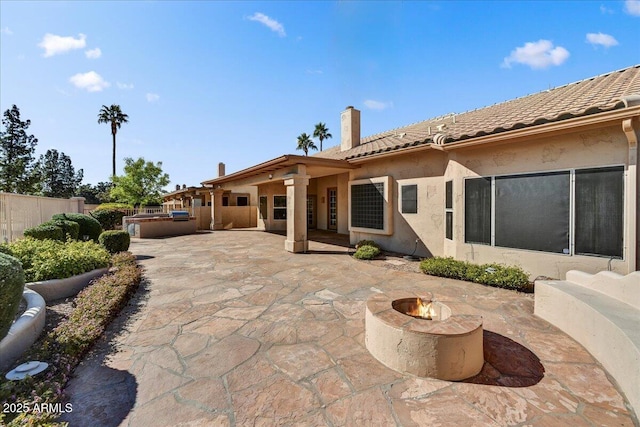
347,151,447,256
315,173,350,234
446,125,632,278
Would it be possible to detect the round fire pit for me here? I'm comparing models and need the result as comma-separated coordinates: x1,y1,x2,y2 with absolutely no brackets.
365,292,483,381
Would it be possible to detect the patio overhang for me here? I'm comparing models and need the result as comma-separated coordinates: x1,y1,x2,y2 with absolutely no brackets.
201,154,357,188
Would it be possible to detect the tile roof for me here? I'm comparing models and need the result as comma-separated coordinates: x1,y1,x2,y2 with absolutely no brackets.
316,65,640,161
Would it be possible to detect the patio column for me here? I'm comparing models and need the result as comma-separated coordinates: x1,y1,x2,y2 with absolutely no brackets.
210,188,224,230
284,174,310,253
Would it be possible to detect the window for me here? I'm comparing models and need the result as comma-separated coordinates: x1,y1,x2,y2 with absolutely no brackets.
464,166,624,258
575,167,624,258
349,176,393,234
273,195,287,220
259,196,267,219
495,172,569,253
445,180,453,240
236,196,248,206
401,185,418,214
464,177,491,244
222,196,229,207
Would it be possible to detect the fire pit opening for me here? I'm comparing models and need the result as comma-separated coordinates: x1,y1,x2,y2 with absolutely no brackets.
391,297,451,321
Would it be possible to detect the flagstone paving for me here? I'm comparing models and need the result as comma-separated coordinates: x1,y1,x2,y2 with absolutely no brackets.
62,231,637,426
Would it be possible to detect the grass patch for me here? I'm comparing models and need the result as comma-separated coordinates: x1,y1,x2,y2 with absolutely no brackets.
0,252,142,426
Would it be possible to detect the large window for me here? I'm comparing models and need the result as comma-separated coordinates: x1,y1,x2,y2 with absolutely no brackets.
273,195,287,220
464,166,624,258
401,185,418,214
349,176,393,234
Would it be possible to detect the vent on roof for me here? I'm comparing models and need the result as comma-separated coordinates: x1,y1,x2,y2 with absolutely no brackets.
436,124,447,132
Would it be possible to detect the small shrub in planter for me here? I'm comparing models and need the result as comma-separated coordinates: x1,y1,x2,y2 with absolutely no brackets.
91,208,127,230
23,223,64,241
0,253,25,341
356,239,379,249
353,245,381,260
52,213,103,242
99,230,131,254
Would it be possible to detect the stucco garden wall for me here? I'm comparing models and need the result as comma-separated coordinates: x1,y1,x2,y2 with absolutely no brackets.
444,125,633,279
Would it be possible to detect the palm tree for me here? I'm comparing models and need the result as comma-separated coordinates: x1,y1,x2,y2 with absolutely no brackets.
296,133,317,156
97,104,129,177
313,122,332,152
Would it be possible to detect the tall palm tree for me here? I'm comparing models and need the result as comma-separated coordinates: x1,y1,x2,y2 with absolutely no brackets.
313,122,332,152
97,104,129,177
296,133,317,156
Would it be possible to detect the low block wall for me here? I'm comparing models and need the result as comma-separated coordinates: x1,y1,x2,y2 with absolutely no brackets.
535,271,640,417
126,217,197,238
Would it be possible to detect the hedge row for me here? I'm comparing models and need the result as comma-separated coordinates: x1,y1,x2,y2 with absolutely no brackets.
420,257,531,292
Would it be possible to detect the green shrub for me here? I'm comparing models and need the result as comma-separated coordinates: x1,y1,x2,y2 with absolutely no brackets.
51,213,103,242
420,257,531,292
47,219,80,240
0,253,25,341
2,238,110,282
353,245,381,260
356,239,379,249
94,202,133,211
99,230,130,254
90,208,126,230
23,223,64,241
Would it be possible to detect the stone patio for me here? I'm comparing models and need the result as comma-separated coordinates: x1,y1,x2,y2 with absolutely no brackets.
62,230,637,426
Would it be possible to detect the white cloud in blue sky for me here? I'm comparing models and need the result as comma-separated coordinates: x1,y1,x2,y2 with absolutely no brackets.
117,82,134,90
586,33,618,48
85,48,102,59
146,93,160,102
502,40,570,69
600,5,614,14
625,0,640,15
363,100,393,111
69,71,109,92
1,27,12,35
248,12,285,37
38,33,86,57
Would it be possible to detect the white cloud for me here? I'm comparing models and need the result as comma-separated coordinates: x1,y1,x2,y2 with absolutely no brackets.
38,33,87,57
117,82,134,90
146,93,160,102
248,12,286,37
586,32,619,48
85,47,102,59
69,71,110,92
1,27,13,35
363,100,393,111
625,0,640,15
502,40,569,69
600,5,614,14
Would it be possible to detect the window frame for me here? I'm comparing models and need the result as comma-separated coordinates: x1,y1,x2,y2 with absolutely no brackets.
348,176,393,235
273,195,287,221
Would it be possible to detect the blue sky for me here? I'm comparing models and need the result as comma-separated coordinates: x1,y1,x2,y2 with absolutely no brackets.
1,1,639,189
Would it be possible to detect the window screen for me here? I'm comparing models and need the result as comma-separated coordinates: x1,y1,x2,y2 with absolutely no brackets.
273,195,286,220
259,196,267,219
401,185,417,214
464,178,491,244
351,182,385,229
575,167,624,258
495,172,569,253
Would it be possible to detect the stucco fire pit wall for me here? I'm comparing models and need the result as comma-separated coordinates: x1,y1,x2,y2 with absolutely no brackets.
365,292,484,381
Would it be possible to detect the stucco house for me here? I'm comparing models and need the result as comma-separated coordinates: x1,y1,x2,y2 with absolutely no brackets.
202,65,640,279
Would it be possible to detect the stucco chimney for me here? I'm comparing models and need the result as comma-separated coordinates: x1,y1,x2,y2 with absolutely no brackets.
218,162,226,177
341,106,361,152
175,184,180,191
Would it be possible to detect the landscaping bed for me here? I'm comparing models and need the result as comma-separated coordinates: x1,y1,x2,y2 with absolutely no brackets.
0,252,142,426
